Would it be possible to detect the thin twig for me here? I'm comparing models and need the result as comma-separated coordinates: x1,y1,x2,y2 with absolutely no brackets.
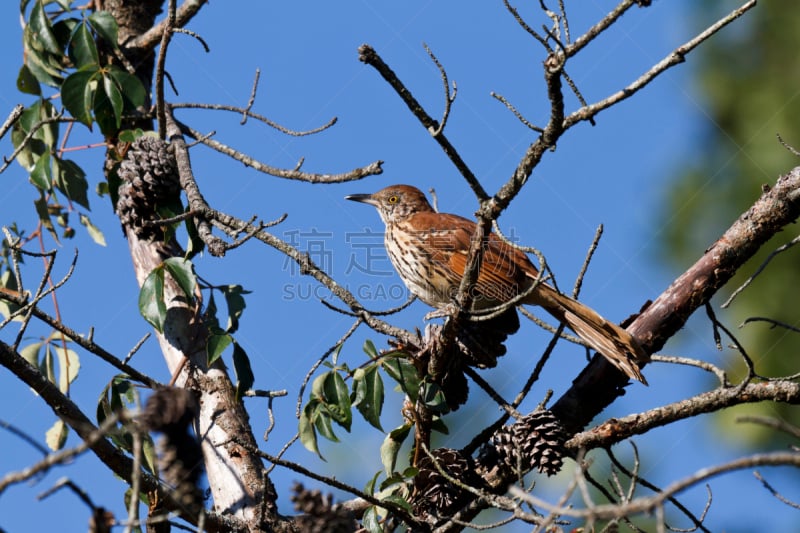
129,0,207,51
173,27,209,52
723,234,800,308
513,452,800,522
253,445,422,527
777,133,800,157
740,317,800,334
0,104,24,141
503,0,552,51
649,354,728,386
606,444,712,533
171,102,337,137
573,224,603,298
0,419,50,456
179,118,383,182
490,92,544,132
565,1,757,129
358,44,487,201
463,367,521,419
241,68,260,125
753,471,800,510
736,415,800,440
295,319,363,416
0,413,120,494
155,0,177,139
423,42,456,137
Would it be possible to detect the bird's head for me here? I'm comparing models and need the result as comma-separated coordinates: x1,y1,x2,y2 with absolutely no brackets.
345,184,433,224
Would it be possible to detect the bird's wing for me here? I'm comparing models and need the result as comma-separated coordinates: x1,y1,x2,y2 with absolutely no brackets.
410,213,536,304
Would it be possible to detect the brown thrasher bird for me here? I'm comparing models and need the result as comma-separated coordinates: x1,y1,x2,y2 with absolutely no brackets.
346,184,648,384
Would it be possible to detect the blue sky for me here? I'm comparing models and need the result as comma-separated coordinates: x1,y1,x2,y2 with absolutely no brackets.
1,2,797,532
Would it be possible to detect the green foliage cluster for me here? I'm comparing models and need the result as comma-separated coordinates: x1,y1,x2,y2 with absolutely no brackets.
20,0,145,134
5,1,259,452
298,339,451,527
12,0,149,245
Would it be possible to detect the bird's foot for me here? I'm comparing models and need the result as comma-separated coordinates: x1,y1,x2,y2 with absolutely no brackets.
424,302,459,321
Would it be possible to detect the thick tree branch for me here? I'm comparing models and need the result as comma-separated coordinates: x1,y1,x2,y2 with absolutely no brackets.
128,0,208,51
552,166,800,433
568,380,800,451
0,340,247,532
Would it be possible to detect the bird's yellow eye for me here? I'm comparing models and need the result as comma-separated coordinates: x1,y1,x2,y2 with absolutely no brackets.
387,195,399,204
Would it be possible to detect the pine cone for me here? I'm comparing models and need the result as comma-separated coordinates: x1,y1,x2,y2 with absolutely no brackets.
483,409,567,477
141,388,204,513
422,308,520,411
290,483,357,533
454,307,519,368
412,448,482,518
116,136,180,239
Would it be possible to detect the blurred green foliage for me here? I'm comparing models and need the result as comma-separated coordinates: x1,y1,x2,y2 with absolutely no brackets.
663,4,800,445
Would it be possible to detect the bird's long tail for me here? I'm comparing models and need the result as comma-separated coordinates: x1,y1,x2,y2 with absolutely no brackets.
538,286,649,384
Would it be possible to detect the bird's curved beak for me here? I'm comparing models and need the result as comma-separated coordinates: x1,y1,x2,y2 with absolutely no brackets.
345,193,377,206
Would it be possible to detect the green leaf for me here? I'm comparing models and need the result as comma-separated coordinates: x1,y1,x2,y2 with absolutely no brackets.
96,376,138,452
162,257,196,301
11,128,35,171
206,333,232,367
92,81,116,136
45,419,68,451
380,423,411,475
79,213,106,246
29,0,62,55
382,494,413,513
17,64,41,95
314,406,338,443
364,470,382,495
353,365,384,431
381,355,420,403
420,381,448,413
431,417,449,435
88,11,119,47
33,194,59,243
362,506,381,533
102,71,123,127
20,342,42,367
17,99,59,153
363,339,378,359
52,18,79,50
107,65,146,109
61,69,97,127
184,214,204,259
141,434,158,475
232,341,254,401
23,46,63,87
0,271,24,322
322,371,351,431
311,372,327,399
203,291,222,333
222,284,250,333
330,341,344,367
299,402,323,458
29,150,51,190
42,344,56,384
118,128,145,144
68,22,99,68
54,344,80,394
138,264,166,332
55,158,89,208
